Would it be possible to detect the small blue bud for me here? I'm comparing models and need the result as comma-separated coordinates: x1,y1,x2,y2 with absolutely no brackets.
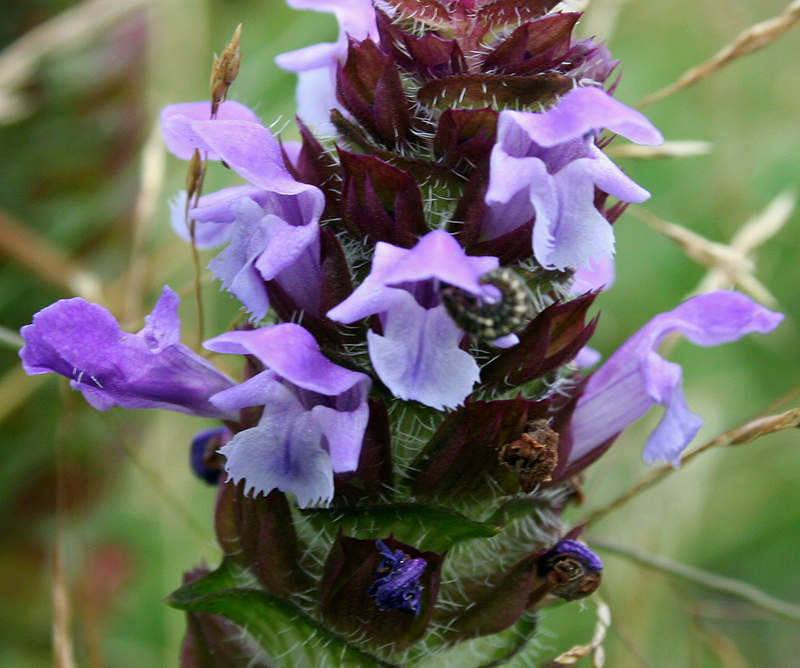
190,427,227,485
368,540,427,615
544,539,603,573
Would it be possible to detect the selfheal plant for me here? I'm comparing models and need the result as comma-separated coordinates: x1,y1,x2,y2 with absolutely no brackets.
20,1,787,667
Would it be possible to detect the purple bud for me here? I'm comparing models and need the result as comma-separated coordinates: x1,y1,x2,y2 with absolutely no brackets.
368,540,427,615
189,427,229,485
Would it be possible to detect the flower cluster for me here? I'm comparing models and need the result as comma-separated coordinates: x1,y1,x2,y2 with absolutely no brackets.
20,0,784,665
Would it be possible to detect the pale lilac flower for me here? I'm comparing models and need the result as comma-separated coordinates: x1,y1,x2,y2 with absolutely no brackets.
20,287,235,418
160,100,326,320
570,255,615,370
574,347,602,370
572,255,615,294
569,291,783,466
327,230,497,410
160,100,260,160
282,140,303,168
485,86,663,271
275,0,378,128
205,323,372,507
207,188,324,322
168,190,233,249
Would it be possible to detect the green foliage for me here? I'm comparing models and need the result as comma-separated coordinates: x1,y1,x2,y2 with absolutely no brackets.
168,558,399,668
300,503,501,552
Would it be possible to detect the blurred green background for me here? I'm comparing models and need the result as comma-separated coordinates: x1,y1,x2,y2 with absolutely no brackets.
0,0,798,666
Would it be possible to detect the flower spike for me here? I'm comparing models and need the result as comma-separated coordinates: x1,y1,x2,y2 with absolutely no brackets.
19,3,789,664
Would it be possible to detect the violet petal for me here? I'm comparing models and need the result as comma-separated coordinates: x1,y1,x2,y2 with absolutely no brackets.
207,324,371,473
162,115,309,195
328,231,497,323
208,193,322,321
573,256,615,293
218,386,335,508
570,292,783,465
169,190,233,249
367,292,481,410
275,0,378,127
531,159,617,271
20,287,235,418
160,100,260,160
327,231,495,409
504,87,663,148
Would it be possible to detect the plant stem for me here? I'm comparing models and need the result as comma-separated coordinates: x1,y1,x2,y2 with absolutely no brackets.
589,536,800,623
584,408,800,527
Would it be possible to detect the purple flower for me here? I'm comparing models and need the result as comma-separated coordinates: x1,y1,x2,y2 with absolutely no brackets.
160,99,271,250
368,540,427,615
484,86,663,271
275,0,378,128
537,538,603,601
19,287,235,418
569,291,783,466
204,323,372,507
160,100,261,160
207,188,324,322
541,539,603,574
565,40,619,86
572,255,615,294
160,100,326,319
168,190,233,249
570,255,615,370
327,230,498,410
190,427,230,485
573,346,602,371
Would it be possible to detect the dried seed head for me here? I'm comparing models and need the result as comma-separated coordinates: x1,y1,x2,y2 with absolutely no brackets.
185,148,205,203
498,418,559,491
440,267,534,340
210,24,242,117
538,539,603,601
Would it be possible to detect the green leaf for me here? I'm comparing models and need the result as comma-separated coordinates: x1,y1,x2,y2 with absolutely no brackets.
167,558,400,668
410,612,538,668
486,497,553,527
169,559,239,602
299,503,501,553
442,555,538,642
179,566,276,668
